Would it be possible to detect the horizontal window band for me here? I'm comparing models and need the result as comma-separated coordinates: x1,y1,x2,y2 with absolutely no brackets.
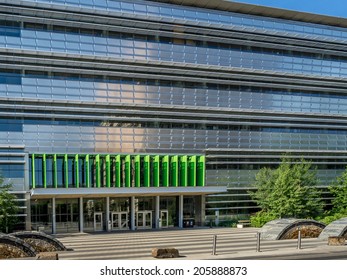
0,14,346,60
0,63,346,93
206,155,347,159
0,49,345,88
3,111,347,131
2,100,347,126
1,1,346,53
0,160,25,163
205,148,347,155
206,161,347,165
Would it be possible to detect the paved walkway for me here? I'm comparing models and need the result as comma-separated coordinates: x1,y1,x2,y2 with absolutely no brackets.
55,227,347,260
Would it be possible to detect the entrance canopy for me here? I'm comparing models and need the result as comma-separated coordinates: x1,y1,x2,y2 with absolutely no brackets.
30,186,227,199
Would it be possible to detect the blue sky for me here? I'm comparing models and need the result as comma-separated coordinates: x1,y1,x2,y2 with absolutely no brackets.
231,0,347,18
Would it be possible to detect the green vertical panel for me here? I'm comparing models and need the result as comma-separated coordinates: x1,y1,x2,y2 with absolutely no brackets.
115,155,121,188
85,154,90,188
32,154,35,189
197,156,205,187
125,155,131,187
75,154,79,188
171,155,179,187
42,154,47,188
106,155,111,188
153,155,160,187
53,154,57,188
162,155,169,187
96,154,100,188
64,154,68,188
188,155,197,187
180,155,188,187
135,155,141,187
144,155,150,187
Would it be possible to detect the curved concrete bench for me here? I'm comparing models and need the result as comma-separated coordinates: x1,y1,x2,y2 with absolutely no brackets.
259,218,326,240
0,234,36,258
318,217,347,240
11,231,67,252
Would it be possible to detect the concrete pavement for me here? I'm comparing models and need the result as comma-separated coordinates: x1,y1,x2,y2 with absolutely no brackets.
55,227,347,260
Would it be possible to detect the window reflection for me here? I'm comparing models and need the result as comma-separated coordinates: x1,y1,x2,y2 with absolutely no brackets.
30,0,347,40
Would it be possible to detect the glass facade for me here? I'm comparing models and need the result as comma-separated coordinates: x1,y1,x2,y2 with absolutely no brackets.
1,0,347,226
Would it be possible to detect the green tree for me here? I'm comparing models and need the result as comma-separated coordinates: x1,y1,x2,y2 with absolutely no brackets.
0,176,19,233
318,167,347,224
249,158,324,226
328,167,347,213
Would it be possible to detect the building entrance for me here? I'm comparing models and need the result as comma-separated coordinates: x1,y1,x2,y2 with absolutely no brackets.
136,211,152,229
160,210,169,228
111,212,128,230
94,212,103,231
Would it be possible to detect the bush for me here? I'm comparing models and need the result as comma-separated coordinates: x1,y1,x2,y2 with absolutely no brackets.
318,211,347,225
250,211,278,228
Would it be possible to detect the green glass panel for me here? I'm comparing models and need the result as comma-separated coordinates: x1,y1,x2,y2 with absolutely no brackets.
170,155,179,187
162,155,169,187
75,154,79,188
85,154,90,188
106,155,111,188
135,155,141,187
53,154,57,188
64,154,68,188
197,156,205,187
180,155,188,187
153,155,160,187
115,155,121,188
95,154,100,188
31,154,35,189
188,155,197,187
28,153,203,190
42,154,47,188
144,155,150,187
125,155,131,187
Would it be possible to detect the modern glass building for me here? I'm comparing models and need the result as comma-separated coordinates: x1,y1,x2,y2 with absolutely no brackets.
1,0,347,233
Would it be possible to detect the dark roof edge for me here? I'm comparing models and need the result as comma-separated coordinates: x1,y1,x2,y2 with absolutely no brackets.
152,0,347,29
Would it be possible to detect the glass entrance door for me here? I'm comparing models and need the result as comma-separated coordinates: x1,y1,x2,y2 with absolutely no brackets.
111,212,128,230
136,211,152,229
94,212,103,231
160,210,169,228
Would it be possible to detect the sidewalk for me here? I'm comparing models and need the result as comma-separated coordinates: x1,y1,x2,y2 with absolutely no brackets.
55,227,347,260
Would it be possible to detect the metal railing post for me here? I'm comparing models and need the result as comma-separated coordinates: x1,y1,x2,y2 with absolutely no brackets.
256,232,261,252
212,235,217,255
297,227,302,249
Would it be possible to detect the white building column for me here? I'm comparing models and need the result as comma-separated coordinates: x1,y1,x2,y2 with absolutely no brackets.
155,196,160,229
178,195,184,228
130,196,136,231
106,196,110,232
52,197,56,234
79,197,84,233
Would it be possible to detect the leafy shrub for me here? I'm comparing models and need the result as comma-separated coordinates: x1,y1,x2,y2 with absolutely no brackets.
250,211,278,228
318,211,347,225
